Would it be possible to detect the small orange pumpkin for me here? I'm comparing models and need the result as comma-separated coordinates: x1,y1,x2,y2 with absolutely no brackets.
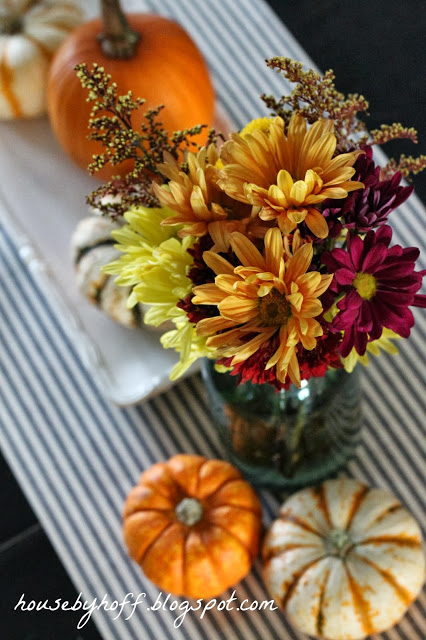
123,454,262,598
47,0,215,180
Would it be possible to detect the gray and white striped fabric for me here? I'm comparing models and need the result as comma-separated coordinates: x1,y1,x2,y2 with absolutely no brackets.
1,1,425,638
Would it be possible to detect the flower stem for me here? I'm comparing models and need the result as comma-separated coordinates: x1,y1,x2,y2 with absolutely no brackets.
98,0,140,59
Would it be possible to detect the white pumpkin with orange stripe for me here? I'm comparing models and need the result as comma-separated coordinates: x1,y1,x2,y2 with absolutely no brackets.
0,0,82,119
262,478,425,640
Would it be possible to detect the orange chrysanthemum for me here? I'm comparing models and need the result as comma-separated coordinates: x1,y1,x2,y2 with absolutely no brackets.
152,146,260,251
218,113,364,238
192,228,333,387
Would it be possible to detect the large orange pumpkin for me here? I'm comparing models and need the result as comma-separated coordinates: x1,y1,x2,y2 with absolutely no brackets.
123,454,263,598
47,3,215,180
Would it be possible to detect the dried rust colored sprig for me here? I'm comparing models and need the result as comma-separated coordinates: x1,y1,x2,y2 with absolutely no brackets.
381,154,426,180
370,123,418,146
262,57,425,180
261,57,370,152
86,174,160,220
76,63,207,216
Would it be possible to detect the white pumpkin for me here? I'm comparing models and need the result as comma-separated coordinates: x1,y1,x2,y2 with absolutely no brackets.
0,0,82,119
262,477,425,640
71,216,172,332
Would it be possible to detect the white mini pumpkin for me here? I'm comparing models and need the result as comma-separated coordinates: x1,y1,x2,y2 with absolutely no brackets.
0,0,82,119
71,216,143,329
71,216,172,332
262,477,425,640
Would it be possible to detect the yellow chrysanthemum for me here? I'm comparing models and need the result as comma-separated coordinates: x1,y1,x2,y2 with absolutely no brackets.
240,117,275,137
152,146,261,252
161,320,214,380
103,206,177,289
192,227,333,387
218,113,364,238
342,328,401,373
103,205,213,376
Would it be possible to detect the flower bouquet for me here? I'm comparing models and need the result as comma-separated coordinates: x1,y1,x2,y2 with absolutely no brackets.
78,58,425,485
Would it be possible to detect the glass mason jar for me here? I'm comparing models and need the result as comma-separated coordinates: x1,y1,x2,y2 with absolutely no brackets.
202,360,362,491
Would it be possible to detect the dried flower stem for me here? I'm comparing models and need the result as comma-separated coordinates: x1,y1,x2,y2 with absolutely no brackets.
76,63,207,217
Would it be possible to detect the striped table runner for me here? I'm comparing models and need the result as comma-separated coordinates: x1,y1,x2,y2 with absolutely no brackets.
1,1,425,638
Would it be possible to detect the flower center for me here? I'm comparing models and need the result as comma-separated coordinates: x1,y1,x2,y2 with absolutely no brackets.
258,289,291,326
352,272,377,300
325,529,354,558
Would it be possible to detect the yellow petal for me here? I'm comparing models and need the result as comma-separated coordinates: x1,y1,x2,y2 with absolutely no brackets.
318,187,350,200
190,186,211,219
177,222,207,237
290,180,308,206
305,208,329,239
215,274,242,294
341,180,365,193
268,184,288,206
218,296,259,322
322,167,356,185
287,291,303,312
230,232,266,269
203,251,235,275
231,329,276,364
192,284,228,305
276,169,294,199
264,227,284,275
278,215,297,235
196,316,236,336
208,221,231,253
314,273,333,297
285,243,313,283
259,205,279,221
305,132,337,169
287,351,301,387
298,299,323,318
287,208,307,224
258,283,274,297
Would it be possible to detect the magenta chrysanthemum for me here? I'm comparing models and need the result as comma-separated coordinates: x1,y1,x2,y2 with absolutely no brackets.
322,147,414,233
322,226,426,357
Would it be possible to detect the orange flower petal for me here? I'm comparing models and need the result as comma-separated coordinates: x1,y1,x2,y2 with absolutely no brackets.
202,251,235,276
192,284,228,305
230,232,266,269
304,208,329,239
284,243,313,283
314,273,334,297
196,316,236,336
264,228,284,274
230,329,277,364
277,215,297,235
218,296,259,322
290,180,308,206
286,351,301,387
177,222,208,237
215,274,242,294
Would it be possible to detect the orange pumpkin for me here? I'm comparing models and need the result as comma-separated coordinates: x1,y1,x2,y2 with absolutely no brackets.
47,2,215,180
123,454,263,598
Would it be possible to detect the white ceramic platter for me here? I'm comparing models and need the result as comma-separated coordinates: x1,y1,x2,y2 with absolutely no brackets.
0,105,234,406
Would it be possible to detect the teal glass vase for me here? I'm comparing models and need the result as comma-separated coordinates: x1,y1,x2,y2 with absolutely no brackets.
202,360,362,491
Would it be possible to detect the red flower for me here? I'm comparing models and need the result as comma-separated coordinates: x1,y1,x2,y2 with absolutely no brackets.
322,226,426,357
218,322,343,390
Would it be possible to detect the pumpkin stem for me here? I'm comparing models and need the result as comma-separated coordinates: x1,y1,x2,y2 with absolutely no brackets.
326,529,354,558
99,0,140,59
175,498,204,526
